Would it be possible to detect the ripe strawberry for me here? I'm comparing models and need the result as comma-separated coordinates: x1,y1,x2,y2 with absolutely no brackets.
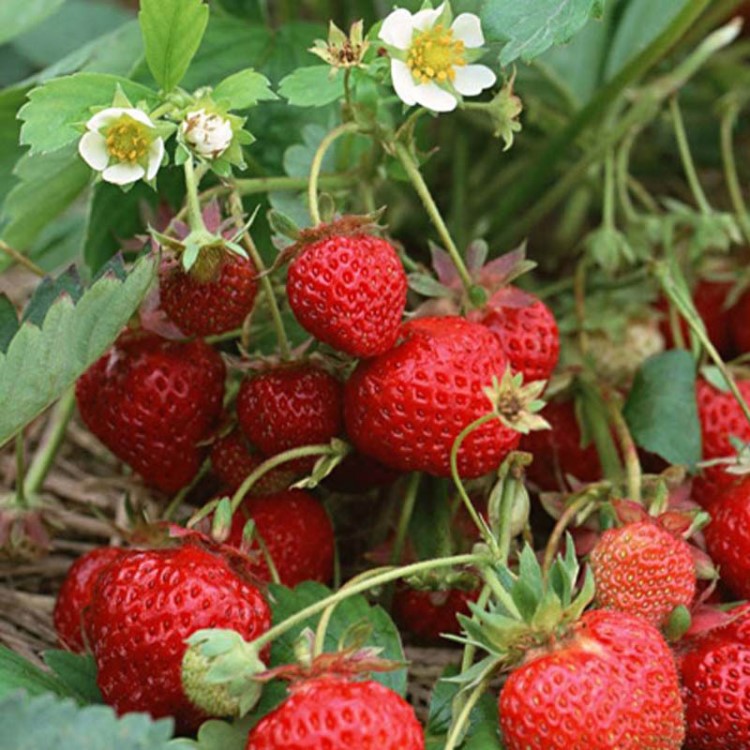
696,376,750,487
731,287,750,354
53,546,124,652
160,250,258,337
704,476,750,599
392,585,478,642
521,398,601,490
226,490,334,587
324,451,400,493
499,610,685,750
286,233,407,358
210,429,295,495
237,363,343,473
678,604,750,749
589,520,696,628
480,289,559,383
344,316,523,478
76,332,226,493
86,538,271,733
245,676,424,749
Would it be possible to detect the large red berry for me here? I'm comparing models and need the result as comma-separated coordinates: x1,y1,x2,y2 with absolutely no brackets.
245,676,424,749
86,540,271,733
392,585,478,642
481,290,559,383
730,286,750,354
237,363,343,473
678,604,750,749
226,490,334,587
76,332,226,493
160,251,258,337
287,234,407,358
344,316,520,478
53,547,124,653
521,398,601,490
590,520,696,628
704,476,750,599
499,610,685,750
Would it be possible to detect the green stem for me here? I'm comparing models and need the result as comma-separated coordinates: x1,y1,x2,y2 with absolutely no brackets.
183,158,209,233
163,458,211,521
616,131,640,224
24,387,75,496
670,96,712,215
603,148,616,231
15,432,26,508
445,678,492,750
389,473,421,567
249,553,485,651
308,122,361,225
495,460,525,563
605,393,642,503
720,104,750,244
0,240,45,277
235,174,355,196
459,584,491,675
149,102,176,120
228,192,291,359
393,141,474,294
542,494,594,576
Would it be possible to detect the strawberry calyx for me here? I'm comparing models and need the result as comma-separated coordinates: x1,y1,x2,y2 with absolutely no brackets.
0,495,52,561
483,368,550,435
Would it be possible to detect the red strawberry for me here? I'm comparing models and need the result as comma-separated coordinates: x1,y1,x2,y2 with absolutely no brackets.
76,332,226,493
392,585,478,642
210,429,295,494
678,604,750,749
521,398,601,490
499,610,685,750
344,316,524,478
226,490,334,587
159,250,258,337
237,363,343,473
324,451,400,493
480,289,559,383
287,233,407,358
696,376,750,487
589,520,696,628
245,676,424,749
86,538,271,733
731,287,750,354
53,546,124,652
704,476,750,599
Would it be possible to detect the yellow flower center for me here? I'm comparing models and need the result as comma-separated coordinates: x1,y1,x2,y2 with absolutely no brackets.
407,24,466,84
104,116,151,163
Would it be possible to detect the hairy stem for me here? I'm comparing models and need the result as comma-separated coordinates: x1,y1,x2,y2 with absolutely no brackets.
670,96,711,215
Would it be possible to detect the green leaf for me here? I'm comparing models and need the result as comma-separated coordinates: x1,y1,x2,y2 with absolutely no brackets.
278,66,345,108
0,647,69,700
42,651,103,705
19,72,158,156
0,0,65,46
213,69,277,110
22,267,83,326
481,0,606,66
0,691,175,749
0,255,156,446
0,297,19,354
0,144,91,253
268,582,407,696
623,349,702,470
139,0,209,91
167,715,256,750
0,87,29,207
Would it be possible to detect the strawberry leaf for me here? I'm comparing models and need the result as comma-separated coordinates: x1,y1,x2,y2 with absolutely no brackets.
42,651,103,705
0,646,69,700
278,66,345,108
0,0,64,46
0,296,19,354
213,69,277,111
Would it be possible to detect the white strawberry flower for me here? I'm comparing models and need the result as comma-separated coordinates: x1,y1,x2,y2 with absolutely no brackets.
181,108,234,160
78,107,164,185
379,2,496,113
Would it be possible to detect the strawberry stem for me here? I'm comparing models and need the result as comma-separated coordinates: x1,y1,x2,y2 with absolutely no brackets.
444,675,493,750
183,158,210,234
308,122,361,225
15,432,26,508
670,96,711,216
719,101,750,245
388,472,421,567
605,394,642,503
541,493,594,576
0,240,45,277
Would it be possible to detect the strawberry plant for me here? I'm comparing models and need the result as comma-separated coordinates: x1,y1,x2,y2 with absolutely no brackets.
1,0,750,748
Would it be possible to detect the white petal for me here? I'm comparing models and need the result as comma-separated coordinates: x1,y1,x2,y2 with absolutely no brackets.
413,81,458,112
102,162,145,185
146,138,164,180
390,59,419,106
451,13,485,47
379,8,415,49
412,4,443,31
87,107,129,132
78,131,110,170
126,108,156,127
453,64,497,96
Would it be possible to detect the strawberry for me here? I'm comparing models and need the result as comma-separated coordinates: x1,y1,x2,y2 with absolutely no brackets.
344,316,528,478
237,363,343,473
521,398,601,490
324,451,400,493
159,249,258,337
730,286,750,354
589,520,696,628
286,233,407,358
210,429,295,494
678,604,750,749
392,585,478,642
499,610,685,750
86,538,271,733
76,331,226,493
245,676,424,749
226,490,334,587
704,476,750,599
53,546,124,652
480,288,559,383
